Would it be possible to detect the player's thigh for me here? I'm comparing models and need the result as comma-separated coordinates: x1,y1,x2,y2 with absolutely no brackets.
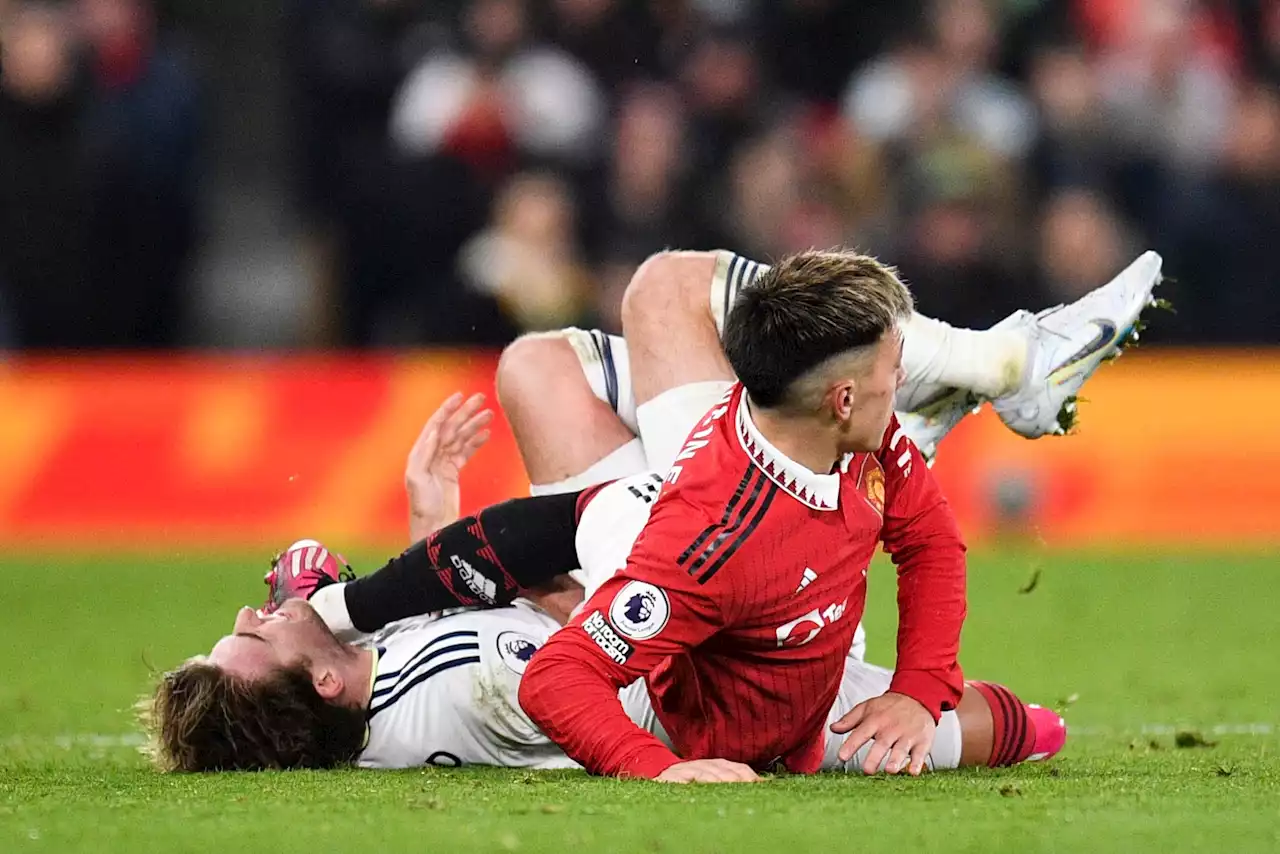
497,330,638,484
621,251,735,404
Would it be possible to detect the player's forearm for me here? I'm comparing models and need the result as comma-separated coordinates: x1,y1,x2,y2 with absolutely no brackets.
342,492,582,632
520,645,681,779
890,531,967,719
408,508,445,546
880,428,969,720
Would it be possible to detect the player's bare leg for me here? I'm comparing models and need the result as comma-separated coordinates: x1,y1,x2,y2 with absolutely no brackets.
954,685,996,766
624,250,1026,408
621,251,738,471
621,248,1164,464
496,331,647,494
619,249,1032,469
623,252,736,401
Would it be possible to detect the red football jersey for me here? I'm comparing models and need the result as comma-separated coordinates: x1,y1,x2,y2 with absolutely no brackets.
520,384,966,778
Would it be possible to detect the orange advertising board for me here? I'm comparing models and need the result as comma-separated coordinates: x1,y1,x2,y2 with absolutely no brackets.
929,349,1280,544
0,349,1276,549
0,353,526,549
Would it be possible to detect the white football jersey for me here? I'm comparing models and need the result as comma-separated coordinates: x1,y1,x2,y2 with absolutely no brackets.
357,601,661,769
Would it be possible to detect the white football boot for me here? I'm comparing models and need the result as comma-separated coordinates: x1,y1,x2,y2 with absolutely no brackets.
993,251,1165,438
896,387,983,466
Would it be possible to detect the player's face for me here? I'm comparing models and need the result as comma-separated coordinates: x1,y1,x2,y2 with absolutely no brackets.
205,599,343,683
839,327,905,452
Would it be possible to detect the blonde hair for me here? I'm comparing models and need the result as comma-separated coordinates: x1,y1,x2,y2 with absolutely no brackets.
139,659,365,772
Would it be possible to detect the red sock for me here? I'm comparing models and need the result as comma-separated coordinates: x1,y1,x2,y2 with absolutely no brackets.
967,681,1037,767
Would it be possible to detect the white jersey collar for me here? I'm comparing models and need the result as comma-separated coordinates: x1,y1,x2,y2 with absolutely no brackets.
361,645,384,748
736,396,842,511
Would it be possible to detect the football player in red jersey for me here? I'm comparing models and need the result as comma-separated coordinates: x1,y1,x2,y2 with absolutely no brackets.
499,247,1152,782
142,389,1064,773
518,250,969,781
496,248,1161,677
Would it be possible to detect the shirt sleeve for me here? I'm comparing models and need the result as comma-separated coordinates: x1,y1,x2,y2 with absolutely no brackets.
519,497,728,778
877,416,968,721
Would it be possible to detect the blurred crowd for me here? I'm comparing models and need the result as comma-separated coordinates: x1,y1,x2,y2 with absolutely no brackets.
2,0,1278,349
0,0,200,347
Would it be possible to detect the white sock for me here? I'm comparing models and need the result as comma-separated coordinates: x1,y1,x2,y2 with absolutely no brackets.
899,313,1028,409
309,583,359,641
635,381,736,472
529,438,649,496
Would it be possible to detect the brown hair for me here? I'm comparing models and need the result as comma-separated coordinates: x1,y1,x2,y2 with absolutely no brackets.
139,659,366,772
721,250,913,411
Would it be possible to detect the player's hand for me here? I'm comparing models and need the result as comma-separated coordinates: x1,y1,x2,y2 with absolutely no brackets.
655,759,761,784
830,691,936,776
406,392,493,542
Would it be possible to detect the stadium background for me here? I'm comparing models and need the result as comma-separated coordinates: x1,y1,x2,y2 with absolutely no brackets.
1,0,1278,550
4,3,1280,850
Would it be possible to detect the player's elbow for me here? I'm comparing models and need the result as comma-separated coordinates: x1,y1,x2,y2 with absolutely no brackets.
620,250,718,334
892,515,967,565
892,540,964,573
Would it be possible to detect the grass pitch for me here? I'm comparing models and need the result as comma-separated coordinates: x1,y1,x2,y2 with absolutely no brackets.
2,546,1277,852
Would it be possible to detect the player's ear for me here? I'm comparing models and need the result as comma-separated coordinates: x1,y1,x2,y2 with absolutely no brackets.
831,380,856,421
311,667,344,700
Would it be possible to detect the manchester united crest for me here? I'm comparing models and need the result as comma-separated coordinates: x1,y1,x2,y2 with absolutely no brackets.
860,461,886,515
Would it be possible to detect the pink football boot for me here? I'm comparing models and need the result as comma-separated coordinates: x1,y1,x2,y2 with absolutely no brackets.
262,539,354,614
1025,704,1068,762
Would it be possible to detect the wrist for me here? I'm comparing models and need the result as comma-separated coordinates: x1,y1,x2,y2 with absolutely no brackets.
619,744,684,780
408,513,436,544
887,670,955,722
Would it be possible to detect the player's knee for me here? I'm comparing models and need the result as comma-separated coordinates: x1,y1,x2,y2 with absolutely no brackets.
621,250,716,333
496,332,577,419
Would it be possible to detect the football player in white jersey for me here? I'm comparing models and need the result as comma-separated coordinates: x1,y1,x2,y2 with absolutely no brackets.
143,392,1065,777
496,248,1164,483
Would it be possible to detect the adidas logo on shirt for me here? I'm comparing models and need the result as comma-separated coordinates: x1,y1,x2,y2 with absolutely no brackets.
795,567,817,593
452,555,497,604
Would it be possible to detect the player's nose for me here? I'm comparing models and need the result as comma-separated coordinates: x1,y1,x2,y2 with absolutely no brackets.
233,606,263,633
